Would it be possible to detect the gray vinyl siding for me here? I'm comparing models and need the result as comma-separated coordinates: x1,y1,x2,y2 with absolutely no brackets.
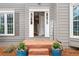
56,3,79,48
50,4,57,39
56,3,69,48
0,3,25,46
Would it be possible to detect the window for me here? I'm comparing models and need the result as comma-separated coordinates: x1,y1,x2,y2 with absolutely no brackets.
0,11,15,36
70,4,79,38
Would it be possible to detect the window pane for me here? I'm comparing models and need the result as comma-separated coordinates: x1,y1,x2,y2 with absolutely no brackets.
73,6,79,20
73,5,79,36
0,14,4,34
73,21,77,35
77,6,79,20
7,14,13,34
73,21,79,36
77,21,79,35
73,16,77,20
73,6,77,20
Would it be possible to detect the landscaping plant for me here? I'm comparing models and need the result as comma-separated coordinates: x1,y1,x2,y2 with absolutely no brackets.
16,42,28,56
51,41,63,56
3,45,16,53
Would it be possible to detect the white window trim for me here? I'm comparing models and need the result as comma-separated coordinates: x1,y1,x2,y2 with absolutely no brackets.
0,11,15,36
70,4,79,38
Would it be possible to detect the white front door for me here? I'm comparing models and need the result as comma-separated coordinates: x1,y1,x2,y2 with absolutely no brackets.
29,9,49,37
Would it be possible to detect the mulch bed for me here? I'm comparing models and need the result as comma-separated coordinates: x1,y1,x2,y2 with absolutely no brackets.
0,47,16,56
0,47,79,56
62,49,79,56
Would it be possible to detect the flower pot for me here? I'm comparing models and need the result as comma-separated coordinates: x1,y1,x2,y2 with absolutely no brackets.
51,49,62,56
16,50,28,56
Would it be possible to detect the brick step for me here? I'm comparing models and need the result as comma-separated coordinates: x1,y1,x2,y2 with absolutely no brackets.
23,40,53,49
27,45,51,49
28,48,50,56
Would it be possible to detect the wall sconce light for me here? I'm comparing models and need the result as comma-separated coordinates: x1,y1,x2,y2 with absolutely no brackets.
38,3,41,6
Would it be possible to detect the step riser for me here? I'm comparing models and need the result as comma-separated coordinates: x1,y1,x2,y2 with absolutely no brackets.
28,48,50,56
28,55,50,56
23,40,53,47
29,52,49,55
27,45,51,49
29,50,50,56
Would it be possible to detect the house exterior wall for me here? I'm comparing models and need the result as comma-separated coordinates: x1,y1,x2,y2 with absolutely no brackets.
0,3,56,46
57,3,79,48
0,3,25,46
0,3,78,48
56,3,69,48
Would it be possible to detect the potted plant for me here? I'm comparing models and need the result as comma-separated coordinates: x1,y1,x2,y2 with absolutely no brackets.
51,41,63,56
16,42,28,56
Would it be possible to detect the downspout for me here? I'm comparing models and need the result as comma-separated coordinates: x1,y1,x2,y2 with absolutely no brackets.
53,19,54,40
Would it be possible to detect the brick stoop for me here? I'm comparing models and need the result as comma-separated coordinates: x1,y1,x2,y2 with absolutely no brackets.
28,48,50,56
23,40,53,45
23,40,53,48
23,40,53,56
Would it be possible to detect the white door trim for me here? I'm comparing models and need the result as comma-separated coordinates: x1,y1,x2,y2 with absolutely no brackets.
45,11,49,37
29,8,49,37
29,11,34,37
29,9,49,12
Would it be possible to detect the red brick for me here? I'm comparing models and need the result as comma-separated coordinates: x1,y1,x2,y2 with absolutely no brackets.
28,48,50,56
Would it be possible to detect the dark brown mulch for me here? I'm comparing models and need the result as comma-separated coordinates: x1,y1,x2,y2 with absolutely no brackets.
0,47,79,56
0,47,16,56
62,49,79,56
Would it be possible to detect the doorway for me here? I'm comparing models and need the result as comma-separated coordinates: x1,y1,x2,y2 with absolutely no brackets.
34,12,45,37
29,9,49,37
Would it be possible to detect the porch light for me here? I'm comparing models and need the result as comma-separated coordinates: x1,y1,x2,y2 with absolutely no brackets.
37,3,41,6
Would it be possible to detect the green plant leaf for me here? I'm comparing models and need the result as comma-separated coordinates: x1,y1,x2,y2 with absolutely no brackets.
17,42,26,50
53,42,61,49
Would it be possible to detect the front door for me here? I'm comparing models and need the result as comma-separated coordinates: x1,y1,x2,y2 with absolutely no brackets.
29,9,49,37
